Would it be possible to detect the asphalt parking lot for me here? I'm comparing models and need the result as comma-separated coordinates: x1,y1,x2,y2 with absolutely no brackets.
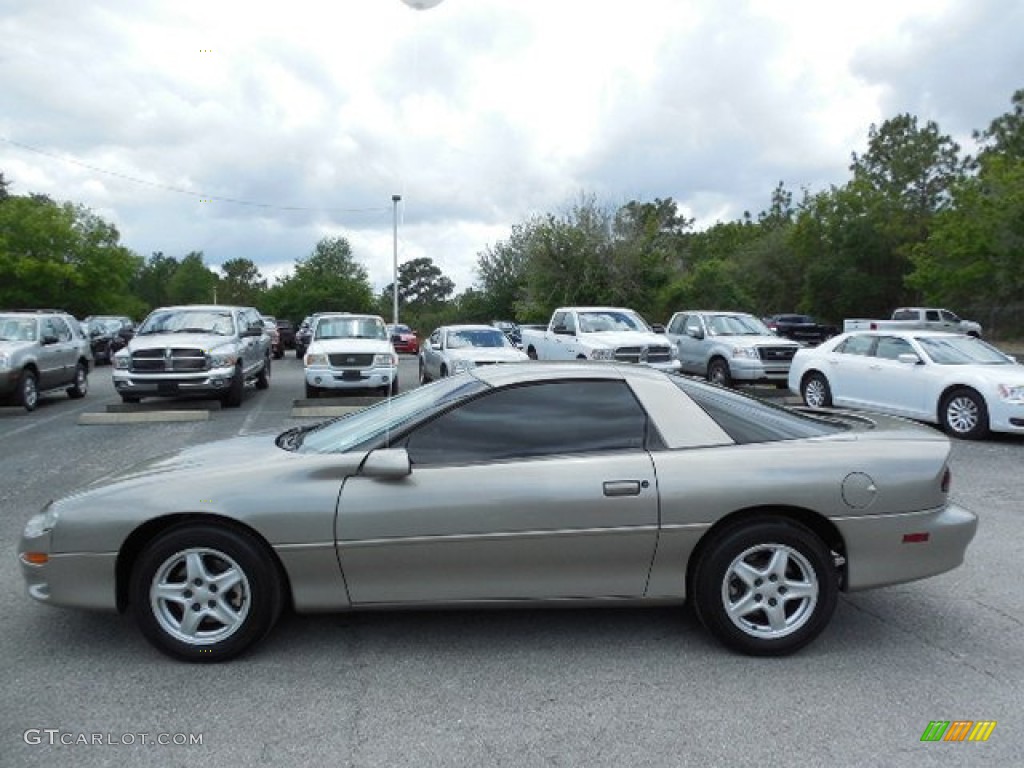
1,355,1022,767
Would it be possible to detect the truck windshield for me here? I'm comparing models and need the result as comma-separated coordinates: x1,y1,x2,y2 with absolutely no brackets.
137,309,235,336
315,317,387,340
707,314,771,336
578,311,649,333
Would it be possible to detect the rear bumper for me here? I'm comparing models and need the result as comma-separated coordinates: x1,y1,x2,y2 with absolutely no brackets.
836,503,978,591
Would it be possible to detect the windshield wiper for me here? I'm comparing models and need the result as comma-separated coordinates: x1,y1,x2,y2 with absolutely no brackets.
277,425,314,451
173,328,217,334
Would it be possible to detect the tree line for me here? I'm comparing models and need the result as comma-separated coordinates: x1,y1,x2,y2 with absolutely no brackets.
2,88,1021,336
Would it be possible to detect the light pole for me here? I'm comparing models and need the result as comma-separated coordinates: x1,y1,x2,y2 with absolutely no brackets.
392,194,401,326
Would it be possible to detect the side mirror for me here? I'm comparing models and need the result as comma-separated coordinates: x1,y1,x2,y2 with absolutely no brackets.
897,353,923,365
686,328,704,340
430,342,441,350
552,325,573,336
360,448,411,478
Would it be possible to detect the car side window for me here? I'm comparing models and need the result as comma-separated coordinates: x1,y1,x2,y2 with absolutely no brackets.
668,315,685,334
940,310,959,323
429,329,441,346
51,316,72,341
836,335,874,356
684,315,702,336
551,311,576,333
403,380,649,466
925,310,941,321
874,336,914,361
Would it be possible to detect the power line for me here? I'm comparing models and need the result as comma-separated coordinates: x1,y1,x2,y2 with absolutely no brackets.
0,136,388,214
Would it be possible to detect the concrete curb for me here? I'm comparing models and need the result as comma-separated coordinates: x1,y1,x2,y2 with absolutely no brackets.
290,406,366,418
78,411,210,425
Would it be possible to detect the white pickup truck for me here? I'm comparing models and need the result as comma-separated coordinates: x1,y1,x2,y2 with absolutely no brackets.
843,307,982,337
520,306,680,371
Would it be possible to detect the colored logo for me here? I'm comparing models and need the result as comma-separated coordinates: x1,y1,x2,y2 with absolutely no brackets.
920,721,996,742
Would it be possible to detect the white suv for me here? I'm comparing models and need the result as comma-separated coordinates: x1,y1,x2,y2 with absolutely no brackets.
303,313,398,398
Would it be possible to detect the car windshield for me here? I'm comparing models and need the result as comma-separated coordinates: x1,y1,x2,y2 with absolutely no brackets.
388,325,412,335
0,316,38,342
671,375,848,442
446,329,509,349
293,374,488,453
577,311,650,333
137,309,235,335
707,314,771,336
916,336,1014,365
315,317,387,340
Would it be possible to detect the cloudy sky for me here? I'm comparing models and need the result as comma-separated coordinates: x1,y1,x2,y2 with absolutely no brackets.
2,0,1021,292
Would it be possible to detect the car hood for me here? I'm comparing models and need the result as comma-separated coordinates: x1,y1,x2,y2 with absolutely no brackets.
581,331,672,349
0,340,34,353
448,347,529,363
128,333,234,351
308,338,393,355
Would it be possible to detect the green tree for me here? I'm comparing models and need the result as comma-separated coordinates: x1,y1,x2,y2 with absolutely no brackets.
382,256,455,308
264,236,374,322
167,251,219,305
218,258,267,307
133,252,180,311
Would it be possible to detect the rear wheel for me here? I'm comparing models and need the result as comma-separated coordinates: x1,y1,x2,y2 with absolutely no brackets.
67,362,88,399
801,372,832,408
130,524,283,662
526,346,538,360
707,358,732,387
17,370,39,411
418,360,431,384
940,388,989,440
693,518,837,656
305,382,319,399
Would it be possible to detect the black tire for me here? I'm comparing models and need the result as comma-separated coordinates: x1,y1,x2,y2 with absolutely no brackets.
17,369,39,412
800,372,832,408
707,358,732,388
66,362,88,399
693,518,838,656
121,395,142,404
305,382,319,399
526,346,538,360
418,360,431,385
221,365,244,408
130,524,283,662
389,378,399,396
255,357,270,390
440,364,449,378
939,387,989,440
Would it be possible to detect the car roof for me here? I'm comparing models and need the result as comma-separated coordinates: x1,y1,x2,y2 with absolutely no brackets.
152,305,245,312
443,324,504,332
843,329,971,340
472,361,666,387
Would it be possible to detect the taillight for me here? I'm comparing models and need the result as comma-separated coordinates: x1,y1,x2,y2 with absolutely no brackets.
941,466,951,493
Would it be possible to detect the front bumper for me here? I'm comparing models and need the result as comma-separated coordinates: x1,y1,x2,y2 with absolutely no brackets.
729,358,791,382
306,365,396,390
989,399,1024,434
646,360,682,372
0,369,20,398
836,502,978,591
19,524,118,611
113,366,237,396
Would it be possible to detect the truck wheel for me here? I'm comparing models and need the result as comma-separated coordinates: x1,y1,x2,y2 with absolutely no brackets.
17,370,39,412
440,364,449,378
66,362,89,399
221,365,244,408
305,382,319,399
707,358,732,387
801,372,832,408
940,388,989,440
255,357,270,390
527,346,538,360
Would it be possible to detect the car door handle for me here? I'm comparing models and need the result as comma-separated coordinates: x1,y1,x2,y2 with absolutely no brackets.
603,480,645,497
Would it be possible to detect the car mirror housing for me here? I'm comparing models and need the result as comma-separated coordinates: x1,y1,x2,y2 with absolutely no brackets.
897,353,923,365
686,328,704,340
360,448,411,478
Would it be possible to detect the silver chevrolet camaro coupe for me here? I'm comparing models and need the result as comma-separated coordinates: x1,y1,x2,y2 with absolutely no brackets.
19,363,977,662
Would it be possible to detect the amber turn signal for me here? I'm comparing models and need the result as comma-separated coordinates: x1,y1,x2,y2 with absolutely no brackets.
21,552,49,565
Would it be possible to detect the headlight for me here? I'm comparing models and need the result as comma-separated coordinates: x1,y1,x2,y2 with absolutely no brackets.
24,503,59,538
113,352,130,370
208,347,239,368
305,353,328,366
373,353,398,367
452,359,473,372
997,384,1024,402
589,349,615,361
731,347,760,359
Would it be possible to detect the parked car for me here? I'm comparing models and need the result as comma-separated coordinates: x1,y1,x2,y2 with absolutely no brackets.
276,319,296,350
0,310,91,411
82,315,136,364
303,313,398,398
294,315,319,359
763,314,838,346
419,324,529,383
666,311,801,387
789,330,1024,440
386,323,420,355
492,320,523,348
19,362,977,662
112,305,271,407
843,308,983,337
261,315,284,359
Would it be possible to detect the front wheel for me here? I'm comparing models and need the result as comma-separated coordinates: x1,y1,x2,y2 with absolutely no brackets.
17,369,39,411
221,365,244,408
801,372,832,408
707,358,732,388
940,388,989,440
130,525,283,662
693,518,838,656
526,346,538,360
418,360,430,385
305,382,319,399
67,362,88,399
255,357,270,390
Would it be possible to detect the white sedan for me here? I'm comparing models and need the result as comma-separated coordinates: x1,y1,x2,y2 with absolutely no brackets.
419,324,529,383
788,330,1024,439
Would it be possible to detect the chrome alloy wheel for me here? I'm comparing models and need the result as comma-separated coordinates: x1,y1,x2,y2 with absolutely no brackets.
721,543,819,640
150,548,251,645
804,378,827,408
945,394,979,435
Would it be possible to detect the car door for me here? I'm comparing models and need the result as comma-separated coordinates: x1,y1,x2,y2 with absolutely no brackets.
423,328,442,378
858,335,929,418
821,334,876,407
674,314,705,373
38,316,73,388
335,379,660,603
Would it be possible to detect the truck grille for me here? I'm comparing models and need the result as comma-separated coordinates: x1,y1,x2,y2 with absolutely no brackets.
757,346,797,362
131,348,208,372
614,346,673,364
328,353,375,368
